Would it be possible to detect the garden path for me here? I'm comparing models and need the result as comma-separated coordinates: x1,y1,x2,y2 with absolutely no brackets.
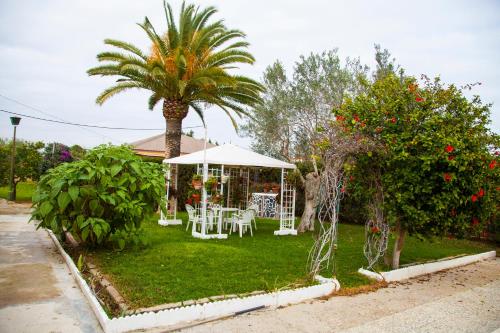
182,257,500,333
0,207,102,333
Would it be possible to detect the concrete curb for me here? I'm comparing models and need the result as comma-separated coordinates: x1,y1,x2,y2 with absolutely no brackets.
358,250,497,282
47,229,340,333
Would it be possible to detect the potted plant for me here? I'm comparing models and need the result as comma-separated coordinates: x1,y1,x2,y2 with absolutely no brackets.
263,183,271,193
191,174,202,190
211,192,222,204
271,183,280,193
191,192,201,204
205,176,218,192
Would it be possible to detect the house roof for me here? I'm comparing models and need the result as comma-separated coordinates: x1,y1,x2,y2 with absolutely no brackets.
163,143,296,169
130,133,215,157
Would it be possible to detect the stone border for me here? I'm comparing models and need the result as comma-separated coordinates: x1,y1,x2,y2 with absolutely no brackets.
47,229,340,333
358,250,497,282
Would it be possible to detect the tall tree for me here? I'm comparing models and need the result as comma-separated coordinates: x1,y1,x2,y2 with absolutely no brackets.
88,1,264,158
0,139,44,199
242,49,368,231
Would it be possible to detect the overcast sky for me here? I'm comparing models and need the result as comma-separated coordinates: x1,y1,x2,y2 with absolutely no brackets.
1,0,499,149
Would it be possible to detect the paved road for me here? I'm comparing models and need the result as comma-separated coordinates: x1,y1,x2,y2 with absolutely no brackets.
0,211,102,333
183,258,500,333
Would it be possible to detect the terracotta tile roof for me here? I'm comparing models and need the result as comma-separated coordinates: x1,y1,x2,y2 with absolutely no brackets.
130,133,216,157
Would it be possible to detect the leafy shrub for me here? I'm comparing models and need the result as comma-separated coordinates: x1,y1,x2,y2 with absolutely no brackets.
32,145,165,249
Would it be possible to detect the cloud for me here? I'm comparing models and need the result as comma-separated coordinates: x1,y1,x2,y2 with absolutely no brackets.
0,0,499,149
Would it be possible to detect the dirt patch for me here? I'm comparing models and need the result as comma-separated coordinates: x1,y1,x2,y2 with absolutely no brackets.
0,199,32,215
0,263,61,308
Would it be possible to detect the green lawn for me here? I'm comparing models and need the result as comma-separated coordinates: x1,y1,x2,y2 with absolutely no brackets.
0,181,36,202
88,213,493,309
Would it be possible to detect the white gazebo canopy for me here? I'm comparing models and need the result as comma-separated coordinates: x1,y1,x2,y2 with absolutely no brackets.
160,143,297,239
163,143,295,169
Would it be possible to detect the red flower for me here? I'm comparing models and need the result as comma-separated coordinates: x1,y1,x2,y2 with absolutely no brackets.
390,117,397,124
447,155,455,161
336,115,345,122
471,194,478,202
495,151,499,156
375,127,383,133
478,188,485,197
371,226,380,234
341,186,346,193
353,115,360,122
471,217,479,226
415,96,424,102
489,160,497,169
443,173,452,182
360,121,366,128
445,145,454,153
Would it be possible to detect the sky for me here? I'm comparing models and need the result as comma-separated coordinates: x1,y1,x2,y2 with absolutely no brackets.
1,0,499,149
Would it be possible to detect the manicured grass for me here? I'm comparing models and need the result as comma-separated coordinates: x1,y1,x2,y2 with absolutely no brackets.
0,181,36,202
88,213,493,309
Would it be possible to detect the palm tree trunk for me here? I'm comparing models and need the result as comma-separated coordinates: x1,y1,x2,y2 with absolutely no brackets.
163,100,189,159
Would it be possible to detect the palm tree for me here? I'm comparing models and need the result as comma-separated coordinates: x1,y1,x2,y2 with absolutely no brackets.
88,1,264,158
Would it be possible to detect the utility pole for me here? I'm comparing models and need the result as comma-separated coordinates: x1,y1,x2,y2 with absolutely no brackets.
8,116,21,201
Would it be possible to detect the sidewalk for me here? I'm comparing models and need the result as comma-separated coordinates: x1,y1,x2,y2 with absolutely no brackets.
0,211,102,333
184,257,500,333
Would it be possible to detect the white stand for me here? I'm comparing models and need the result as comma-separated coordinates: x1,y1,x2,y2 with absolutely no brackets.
158,218,182,226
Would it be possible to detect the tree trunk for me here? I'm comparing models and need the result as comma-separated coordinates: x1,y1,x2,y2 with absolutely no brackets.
163,100,189,159
391,222,406,269
297,172,320,233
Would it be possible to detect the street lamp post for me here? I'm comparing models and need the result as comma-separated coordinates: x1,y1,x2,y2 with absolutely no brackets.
8,116,21,201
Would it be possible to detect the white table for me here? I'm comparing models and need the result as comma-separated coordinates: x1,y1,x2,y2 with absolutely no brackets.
251,192,278,218
211,206,239,233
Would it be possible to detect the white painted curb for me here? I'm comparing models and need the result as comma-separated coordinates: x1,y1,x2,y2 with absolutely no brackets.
47,230,340,333
358,250,497,282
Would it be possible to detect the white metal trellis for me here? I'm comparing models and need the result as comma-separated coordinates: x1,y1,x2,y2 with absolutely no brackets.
274,168,297,235
158,164,182,226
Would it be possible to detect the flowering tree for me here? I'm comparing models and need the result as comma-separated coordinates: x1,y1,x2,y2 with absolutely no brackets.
40,142,73,174
337,74,499,268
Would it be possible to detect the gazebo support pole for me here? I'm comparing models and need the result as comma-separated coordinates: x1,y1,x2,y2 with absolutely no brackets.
280,168,284,228
200,126,208,237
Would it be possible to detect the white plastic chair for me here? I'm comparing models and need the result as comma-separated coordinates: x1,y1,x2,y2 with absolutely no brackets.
247,203,259,230
230,209,254,237
185,204,200,231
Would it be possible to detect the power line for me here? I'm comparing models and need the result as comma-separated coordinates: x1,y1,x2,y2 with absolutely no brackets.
1,109,164,130
1,109,203,131
0,93,123,142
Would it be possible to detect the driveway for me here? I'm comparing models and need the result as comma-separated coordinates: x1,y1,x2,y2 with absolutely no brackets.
0,204,102,333
183,257,500,333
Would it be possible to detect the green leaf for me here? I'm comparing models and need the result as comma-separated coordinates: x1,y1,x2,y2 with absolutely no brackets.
39,201,54,217
81,226,90,241
68,186,79,201
57,192,72,211
110,164,122,177
118,238,125,250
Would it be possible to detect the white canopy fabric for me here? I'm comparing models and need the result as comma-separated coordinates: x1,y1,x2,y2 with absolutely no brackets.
163,143,295,169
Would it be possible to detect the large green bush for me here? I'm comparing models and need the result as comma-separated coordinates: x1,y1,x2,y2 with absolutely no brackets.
32,145,165,249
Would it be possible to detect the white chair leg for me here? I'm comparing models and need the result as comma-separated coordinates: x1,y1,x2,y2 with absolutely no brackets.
249,224,253,236
253,218,257,230
239,224,242,237
186,220,191,231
